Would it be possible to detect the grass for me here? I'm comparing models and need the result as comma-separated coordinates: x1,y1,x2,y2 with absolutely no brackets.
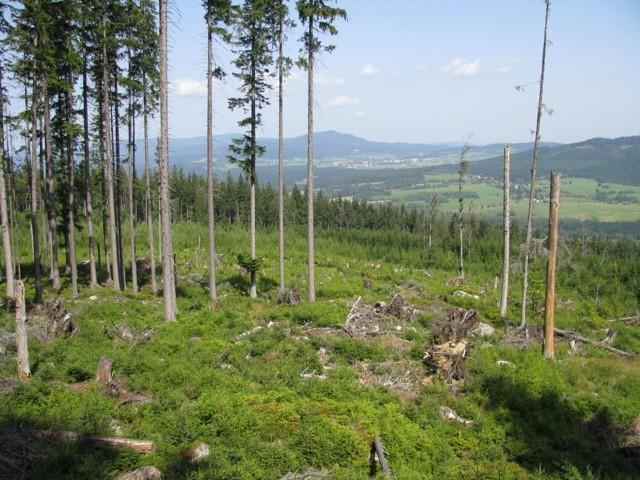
0,223,639,479
371,175,640,223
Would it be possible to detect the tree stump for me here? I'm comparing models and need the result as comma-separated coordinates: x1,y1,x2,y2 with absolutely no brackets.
15,280,31,379
95,356,113,383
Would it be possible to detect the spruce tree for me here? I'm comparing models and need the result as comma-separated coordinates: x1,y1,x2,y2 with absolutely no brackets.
296,0,346,302
227,0,277,299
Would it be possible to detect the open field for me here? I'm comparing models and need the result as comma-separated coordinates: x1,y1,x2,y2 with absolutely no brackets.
371,174,640,223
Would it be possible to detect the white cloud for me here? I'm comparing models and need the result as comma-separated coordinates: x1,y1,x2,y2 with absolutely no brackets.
172,78,207,96
487,56,519,74
327,95,362,107
361,64,382,76
441,58,481,77
317,75,346,86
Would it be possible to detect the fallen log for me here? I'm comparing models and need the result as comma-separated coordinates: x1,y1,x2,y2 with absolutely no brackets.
554,328,633,357
38,430,155,454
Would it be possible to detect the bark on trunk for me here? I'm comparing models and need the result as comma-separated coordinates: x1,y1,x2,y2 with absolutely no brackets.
521,0,550,328
0,67,14,298
499,144,511,318
159,0,177,320
114,75,125,290
206,19,217,309
277,20,285,293
143,87,156,293
127,66,138,293
543,172,560,359
29,83,42,304
306,17,315,303
103,17,121,291
15,280,31,379
66,89,79,297
43,79,60,290
83,51,98,288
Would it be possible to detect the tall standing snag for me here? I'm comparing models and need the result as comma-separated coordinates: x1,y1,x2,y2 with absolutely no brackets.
543,172,560,359
159,0,177,320
500,144,511,318
15,280,31,379
521,0,551,328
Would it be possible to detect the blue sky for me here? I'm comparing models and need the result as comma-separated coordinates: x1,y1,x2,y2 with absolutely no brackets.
166,0,640,144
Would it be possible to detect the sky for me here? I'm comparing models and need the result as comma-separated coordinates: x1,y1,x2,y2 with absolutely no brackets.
164,0,640,144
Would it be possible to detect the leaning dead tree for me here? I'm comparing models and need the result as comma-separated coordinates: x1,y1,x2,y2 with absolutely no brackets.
499,144,511,318
15,281,31,379
543,172,560,359
521,0,551,328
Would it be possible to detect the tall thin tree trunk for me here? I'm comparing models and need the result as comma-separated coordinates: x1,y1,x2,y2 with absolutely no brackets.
114,74,125,290
143,87,156,293
127,63,138,293
500,144,511,318
543,171,560,359
521,0,550,328
43,79,60,290
0,67,14,298
15,280,31,379
29,83,42,303
66,89,79,297
306,17,315,303
103,15,120,291
159,0,177,320
206,17,217,309
83,52,98,288
277,19,285,293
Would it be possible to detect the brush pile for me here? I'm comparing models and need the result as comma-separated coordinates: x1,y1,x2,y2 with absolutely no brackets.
344,294,416,337
423,308,478,390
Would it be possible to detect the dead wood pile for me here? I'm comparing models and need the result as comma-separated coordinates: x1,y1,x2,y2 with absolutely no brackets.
423,308,478,390
344,294,416,337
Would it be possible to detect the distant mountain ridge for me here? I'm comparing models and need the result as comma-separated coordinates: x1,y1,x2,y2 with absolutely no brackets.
427,136,640,185
138,130,557,171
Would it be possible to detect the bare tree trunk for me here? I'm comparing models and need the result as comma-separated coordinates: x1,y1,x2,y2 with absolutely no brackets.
543,172,560,359
83,52,98,288
521,0,551,329
306,17,315,303
114,75,125,290
0,67,14,298
206,18,217,309
277,20,285,294
103,17,120,291
127,68,138,293
15,280,31,379
43,79,60,290
66,89,79,297
29,83,42,304
143,87,156,293
500,144,511,318
159,0,177,320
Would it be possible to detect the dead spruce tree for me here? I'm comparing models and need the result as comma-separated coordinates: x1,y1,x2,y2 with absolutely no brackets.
457,144,470,281
159,0,177,320
204,0,232,309
500,144,511,318
521,0,551,328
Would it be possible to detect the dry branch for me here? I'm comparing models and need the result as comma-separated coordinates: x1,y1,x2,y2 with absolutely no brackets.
369,436,393,479
553,328,633,357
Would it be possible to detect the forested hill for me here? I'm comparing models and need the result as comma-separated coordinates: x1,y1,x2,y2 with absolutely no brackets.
146,131,552,170
428,136,640,185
